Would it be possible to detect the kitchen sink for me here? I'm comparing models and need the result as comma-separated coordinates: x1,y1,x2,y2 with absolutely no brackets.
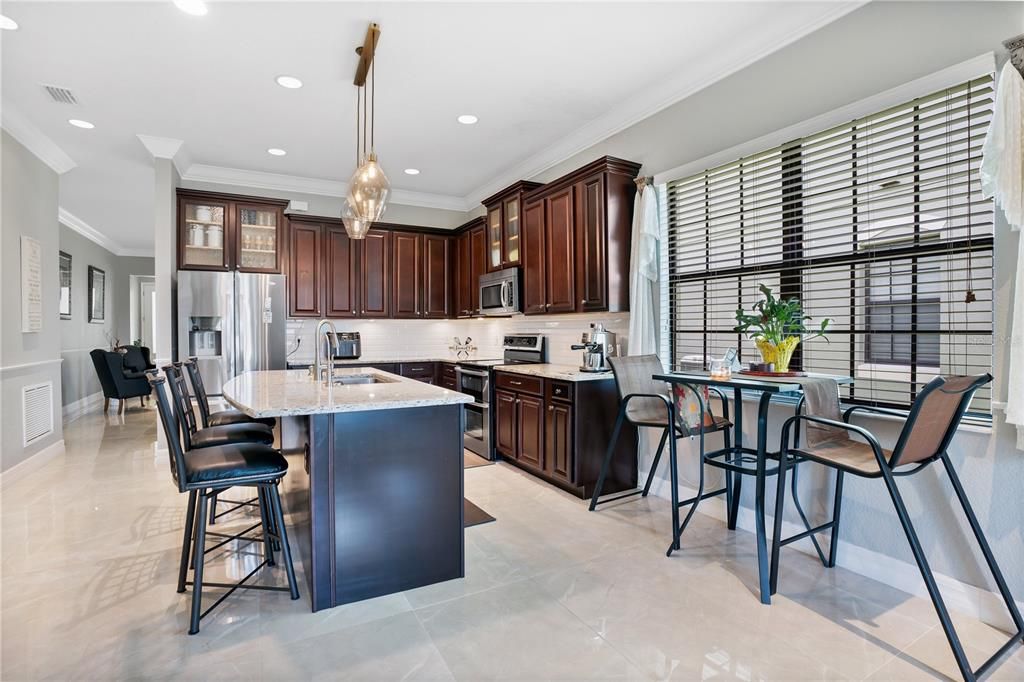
328,373,397,385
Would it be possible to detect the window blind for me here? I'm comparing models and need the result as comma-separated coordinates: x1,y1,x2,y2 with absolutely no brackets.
665,75,995,414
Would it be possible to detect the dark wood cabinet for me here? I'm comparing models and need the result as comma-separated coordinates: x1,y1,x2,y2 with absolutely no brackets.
493,370,637,498
454,230,472,317
391,231,422,318
517,394,545,470
546,399,573,483
400,361,437,384
361,230,391,318
288,221,322,318
481,181,542,271
494,389,518,458
324,225,359,318
452,219,486,318
468,226,486,315
522,199,547,315
575,174,606,312
177,190,287,273
422,234,450,318
545,187,577,314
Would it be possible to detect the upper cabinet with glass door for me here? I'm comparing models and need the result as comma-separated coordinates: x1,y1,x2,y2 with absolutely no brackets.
177,190,287,273
481,181,542,271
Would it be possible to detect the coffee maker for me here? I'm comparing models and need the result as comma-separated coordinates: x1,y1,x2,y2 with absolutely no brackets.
571,323,617,372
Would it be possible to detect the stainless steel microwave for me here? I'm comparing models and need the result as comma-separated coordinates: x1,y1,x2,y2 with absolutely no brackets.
479,267,520,316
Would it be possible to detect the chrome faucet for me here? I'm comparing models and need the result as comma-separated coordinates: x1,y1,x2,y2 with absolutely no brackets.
313,319,339,383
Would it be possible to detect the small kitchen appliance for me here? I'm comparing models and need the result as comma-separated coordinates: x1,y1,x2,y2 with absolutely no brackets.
478,267,520,316
322,331,362,360
571,323,617,372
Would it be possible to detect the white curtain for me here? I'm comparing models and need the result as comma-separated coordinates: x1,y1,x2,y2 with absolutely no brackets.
980,61,1024,450
628,183,660,356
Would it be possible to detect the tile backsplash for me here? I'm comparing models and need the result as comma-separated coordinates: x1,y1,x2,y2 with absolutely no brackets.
286,312,630,365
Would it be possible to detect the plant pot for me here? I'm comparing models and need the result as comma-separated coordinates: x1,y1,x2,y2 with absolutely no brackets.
755,337,800,372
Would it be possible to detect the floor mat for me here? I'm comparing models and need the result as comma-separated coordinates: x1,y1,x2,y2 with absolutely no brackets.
464,498,496,527
464,450,493,469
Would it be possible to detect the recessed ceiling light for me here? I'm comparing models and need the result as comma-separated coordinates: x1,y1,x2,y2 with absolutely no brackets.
267,148,287,156
457,114,478,125
173,0,208,17
276,75,303,89
403,168,420,175
68,119,95,129
0,14,18,30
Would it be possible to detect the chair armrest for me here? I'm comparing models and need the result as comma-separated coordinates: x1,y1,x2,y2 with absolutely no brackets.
780,414,886,462
843,405,908,422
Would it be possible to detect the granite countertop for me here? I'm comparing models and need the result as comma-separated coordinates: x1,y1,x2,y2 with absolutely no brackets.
287,356,469,367
223,369,472,418
494,363,615,382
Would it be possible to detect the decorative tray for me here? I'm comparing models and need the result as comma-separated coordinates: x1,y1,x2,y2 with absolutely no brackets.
738,370,807,378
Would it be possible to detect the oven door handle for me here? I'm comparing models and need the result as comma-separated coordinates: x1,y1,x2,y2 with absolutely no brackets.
455,367,489,379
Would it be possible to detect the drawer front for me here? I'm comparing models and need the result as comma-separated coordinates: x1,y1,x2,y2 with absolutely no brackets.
546,380,574,402
441,376,458,391
440,362,457,380
400,362,436,379
495,371,543,395
367,363,398,374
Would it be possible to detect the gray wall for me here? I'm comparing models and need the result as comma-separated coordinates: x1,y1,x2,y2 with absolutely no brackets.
57,224,155,408
1,131,64,472
179,179,469,229
565,1,1024,601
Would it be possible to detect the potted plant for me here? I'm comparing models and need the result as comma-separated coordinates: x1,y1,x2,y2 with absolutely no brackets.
733,284,830,372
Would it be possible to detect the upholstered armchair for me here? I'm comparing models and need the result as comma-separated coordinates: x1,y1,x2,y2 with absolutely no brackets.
90,349,152,414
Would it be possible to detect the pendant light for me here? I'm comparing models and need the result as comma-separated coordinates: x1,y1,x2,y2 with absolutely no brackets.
344,23,390,238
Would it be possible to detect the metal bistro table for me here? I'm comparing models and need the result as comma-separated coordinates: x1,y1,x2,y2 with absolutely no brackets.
653,370,853,605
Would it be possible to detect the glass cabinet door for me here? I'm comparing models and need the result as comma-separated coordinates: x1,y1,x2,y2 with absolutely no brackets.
237,206,280,271
503,197,520,265
182,201,228,269
488,206,502,270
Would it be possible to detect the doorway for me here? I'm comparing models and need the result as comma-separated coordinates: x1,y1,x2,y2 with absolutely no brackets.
131,275,156,349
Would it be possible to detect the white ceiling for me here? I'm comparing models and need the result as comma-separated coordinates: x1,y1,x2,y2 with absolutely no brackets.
1,1,859,253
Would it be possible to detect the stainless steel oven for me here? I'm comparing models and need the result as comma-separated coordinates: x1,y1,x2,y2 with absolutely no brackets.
455,366,490,457
479,267,520,316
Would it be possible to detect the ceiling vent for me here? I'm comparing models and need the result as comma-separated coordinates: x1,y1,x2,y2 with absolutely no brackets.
43,84,78,105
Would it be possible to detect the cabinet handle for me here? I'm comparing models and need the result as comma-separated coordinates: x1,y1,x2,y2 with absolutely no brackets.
510,380,522,386
548,406,553,411
580,299,587,304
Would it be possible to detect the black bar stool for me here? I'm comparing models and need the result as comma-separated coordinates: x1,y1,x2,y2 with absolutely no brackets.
181,359,274,523
148,372,299,635
589,355,733,553
772,374,1023,681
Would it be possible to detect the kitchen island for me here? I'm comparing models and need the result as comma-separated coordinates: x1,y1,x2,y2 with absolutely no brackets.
223,368,472,611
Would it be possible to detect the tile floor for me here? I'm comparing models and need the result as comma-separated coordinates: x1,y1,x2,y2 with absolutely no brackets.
2,405,1022,680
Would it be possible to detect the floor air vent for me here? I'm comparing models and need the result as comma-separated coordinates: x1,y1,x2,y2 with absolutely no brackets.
23,382,54,446
43,84,78,105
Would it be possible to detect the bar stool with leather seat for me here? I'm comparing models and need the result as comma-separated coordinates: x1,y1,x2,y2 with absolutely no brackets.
148,372,299,635
589,354,734,554
183,358,275,429
771,374,1023,682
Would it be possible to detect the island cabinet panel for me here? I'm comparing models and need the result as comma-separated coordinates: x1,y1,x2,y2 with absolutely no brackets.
324,226,359,318
517,394,545,470
288,222,322,318
522,199,547,315
391,231,422,318
494,389,518,458
575,174,607,312
422,234,450,319
360,230,391,317
493,371,637,498
545,187,577,314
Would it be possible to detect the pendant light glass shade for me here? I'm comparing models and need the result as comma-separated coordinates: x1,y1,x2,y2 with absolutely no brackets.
346,152,390,224
341,201,372,240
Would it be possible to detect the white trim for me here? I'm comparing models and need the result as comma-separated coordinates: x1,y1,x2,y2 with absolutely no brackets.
654,52,997,185
466,1,866,204
58,207,153,258
181,164,473,213
136,134,190,176
642,472,1023,633
0,358,63,375
0,440,65,491
62,390,104,425
0,105,76,174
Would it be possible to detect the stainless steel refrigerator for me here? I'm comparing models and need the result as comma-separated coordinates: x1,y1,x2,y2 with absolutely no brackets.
177,271,287,395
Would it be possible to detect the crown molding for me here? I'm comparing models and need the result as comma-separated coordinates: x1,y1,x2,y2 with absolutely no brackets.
463,1,866,204
181,163,473,212
1,105,76,174
136,134,190,176
58,208,152,258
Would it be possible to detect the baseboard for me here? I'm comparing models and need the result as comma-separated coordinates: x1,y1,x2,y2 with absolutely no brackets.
644,473,1024,633
62,391,105,424
0,439,65,491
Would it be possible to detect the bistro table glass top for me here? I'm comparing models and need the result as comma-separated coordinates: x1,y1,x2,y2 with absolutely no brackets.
653,371,854,393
